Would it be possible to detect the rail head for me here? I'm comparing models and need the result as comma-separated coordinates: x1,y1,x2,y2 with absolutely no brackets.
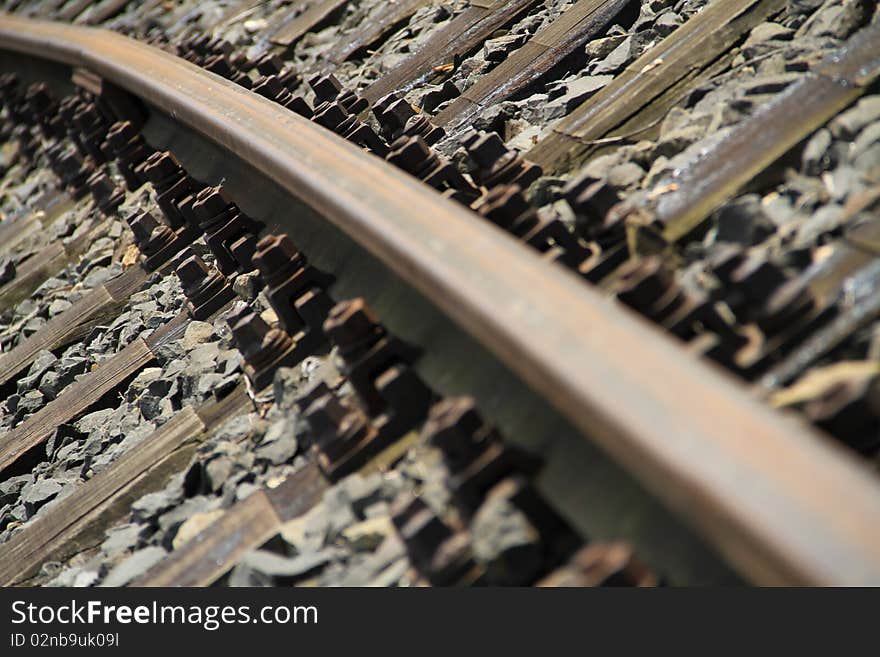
2,14,880,585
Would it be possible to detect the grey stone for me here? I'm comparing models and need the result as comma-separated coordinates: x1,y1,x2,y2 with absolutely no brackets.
653,11,682,36
800,1,872,39
46,424,81,461
795,204,844,248
365,557,410,587
17,350,57,393
802,128,833,175
158,496,219,541
714,195,775,246
0,474,32,505
21,479,63,515
341,473,387,518
182,321,215,349
47,298,72,317
15,390,44,418
741,73,801,96
131,300,158,316
546,75,612,113
205,456,235,493
471,490,543,586
482,33,528,63
231,471,258,496
592,36,631,75
139,394,170,422
584,34,627,60
81,266,118,289
322,488,358,541
761,192,798,227
255,418,299,465
472,102,517,134
232,270,261,301
607,162,646,189
830,96,880,139
127,367,164,399
187,342,221,372
39,561,63,579
195,372,227,398
59,355,88,379
131,489,179,523
101,523,145,557
854,143,880,173
824,165,865,201
216,349,243,376
228,549,334,587
38,371,64,401
100,547,167,587
272,367,303,410
0,257,15,286
72,570,99,588
153,340,186,364
850,121,880,160
655,124,707,159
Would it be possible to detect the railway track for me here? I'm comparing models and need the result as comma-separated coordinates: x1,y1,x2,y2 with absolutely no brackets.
0,0,877,587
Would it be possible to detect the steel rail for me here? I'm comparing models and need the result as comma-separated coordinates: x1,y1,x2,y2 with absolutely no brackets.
1,15,880,585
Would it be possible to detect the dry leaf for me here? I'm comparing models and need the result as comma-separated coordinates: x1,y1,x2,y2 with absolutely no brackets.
121,244,140,269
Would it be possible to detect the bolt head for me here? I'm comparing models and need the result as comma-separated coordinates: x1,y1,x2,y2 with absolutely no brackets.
229,313,271,353
253,234,302,276
253,75,284,100
106,121,138,151
314,101,348,130
380,98,416,131
387,137,431,172
304,393,350,435
176,253,211,288
25,83,54,114
193,186,233,221
128,210,160,243
142,151,182,185
323,298,379,348
87,170,117,199
255,53,283,76
466,132,508,169
308,74,343,102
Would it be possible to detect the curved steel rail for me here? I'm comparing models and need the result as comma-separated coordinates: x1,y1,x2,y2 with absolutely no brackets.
1,14,879,585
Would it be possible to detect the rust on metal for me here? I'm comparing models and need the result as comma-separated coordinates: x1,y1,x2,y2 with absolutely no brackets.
653,21,880,242
4,16,880,584
268,0,351,47
362,0,541,104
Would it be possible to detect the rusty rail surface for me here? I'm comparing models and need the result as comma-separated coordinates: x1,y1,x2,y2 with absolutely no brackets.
2,15,880,585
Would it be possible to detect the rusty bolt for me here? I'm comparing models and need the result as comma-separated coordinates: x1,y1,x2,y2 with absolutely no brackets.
253,75,285,101
254,53,284,77
314,101,349,131
462,131,508,169
25,83,55,115
303,394,356,442
229,312,271,357
380,97,416,132
127,211,161,244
